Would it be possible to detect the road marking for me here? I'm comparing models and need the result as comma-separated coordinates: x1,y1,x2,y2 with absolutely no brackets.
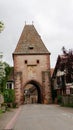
4,107,21,130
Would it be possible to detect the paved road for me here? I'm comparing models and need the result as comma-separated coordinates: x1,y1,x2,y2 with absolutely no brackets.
12,104,73,130
0,108,17,130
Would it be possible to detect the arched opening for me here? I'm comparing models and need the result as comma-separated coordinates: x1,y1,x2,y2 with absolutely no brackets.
24,80,42,104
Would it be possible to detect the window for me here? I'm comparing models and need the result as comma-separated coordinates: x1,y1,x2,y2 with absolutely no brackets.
25,60,27,64
37,60,39,64
6,82,12,89
29,46,33,49
9,83,12,89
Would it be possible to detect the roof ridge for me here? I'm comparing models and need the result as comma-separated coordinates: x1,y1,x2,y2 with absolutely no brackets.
13,25,50,55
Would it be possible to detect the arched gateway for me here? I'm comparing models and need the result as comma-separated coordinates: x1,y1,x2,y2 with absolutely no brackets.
13,24,52,105
24,80,42,103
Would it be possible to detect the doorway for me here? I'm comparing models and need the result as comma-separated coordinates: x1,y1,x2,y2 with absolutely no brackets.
24,80,42,104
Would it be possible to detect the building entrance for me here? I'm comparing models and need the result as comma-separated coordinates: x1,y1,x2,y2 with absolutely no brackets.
24,80,42,104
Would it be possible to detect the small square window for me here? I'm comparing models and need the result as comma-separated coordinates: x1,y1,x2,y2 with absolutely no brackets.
29,46,33,49
37,60,39,64
25,60,27,64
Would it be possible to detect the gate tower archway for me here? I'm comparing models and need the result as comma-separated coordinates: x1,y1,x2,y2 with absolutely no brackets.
24,80,42,103
13,24,52,105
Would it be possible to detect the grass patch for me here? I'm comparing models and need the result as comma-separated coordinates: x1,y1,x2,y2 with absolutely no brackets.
0,109,3,114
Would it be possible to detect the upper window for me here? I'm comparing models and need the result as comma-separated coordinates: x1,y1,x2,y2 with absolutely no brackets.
25,60,27,64
28,46,34,50
37,60,39,64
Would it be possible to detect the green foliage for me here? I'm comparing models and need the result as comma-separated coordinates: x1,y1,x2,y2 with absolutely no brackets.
3,62,11,76
0,21,4,32
57,95,62,104
0,91,3,95
0,62,11,92
3,89,15,103
12,102,17,108
0,78,6,92
61,103,73,108
0,61,5,84
0,109,3,114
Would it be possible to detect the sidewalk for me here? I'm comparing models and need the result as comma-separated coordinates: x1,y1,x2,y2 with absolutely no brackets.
0,108,19,130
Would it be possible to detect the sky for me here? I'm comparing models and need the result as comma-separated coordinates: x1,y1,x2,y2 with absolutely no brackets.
0,0,73,68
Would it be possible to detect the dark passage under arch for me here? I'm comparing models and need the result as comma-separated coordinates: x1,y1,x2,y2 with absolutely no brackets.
24,80,42,104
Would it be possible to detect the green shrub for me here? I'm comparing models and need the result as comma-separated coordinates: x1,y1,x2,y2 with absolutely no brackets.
12,102,17,108
0,109,3,114
3,89,15,104
61,103,73,108
57,95,62,104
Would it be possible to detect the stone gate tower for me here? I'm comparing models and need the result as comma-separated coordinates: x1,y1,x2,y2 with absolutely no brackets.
13,24,52,105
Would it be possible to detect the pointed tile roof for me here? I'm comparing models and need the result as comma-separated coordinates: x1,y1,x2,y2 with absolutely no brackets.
13,25,50,55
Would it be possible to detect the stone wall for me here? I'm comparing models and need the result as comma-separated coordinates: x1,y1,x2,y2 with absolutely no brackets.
42,71,52,104
13,54,51,104
14,55,50,83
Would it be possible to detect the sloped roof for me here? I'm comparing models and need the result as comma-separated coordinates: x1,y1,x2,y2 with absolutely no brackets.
7,67,14,81
13,25,50,55
52,54,70,78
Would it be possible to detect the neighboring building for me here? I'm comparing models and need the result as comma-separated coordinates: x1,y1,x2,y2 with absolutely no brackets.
50,68,54,77
6,67,14,89
13,24,52,105
52,53,73,102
